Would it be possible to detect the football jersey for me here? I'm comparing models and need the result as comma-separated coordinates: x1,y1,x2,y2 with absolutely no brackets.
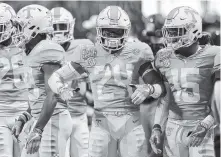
25,40,66,118
0,46,29,116
65,39,93,115
67,40,154,111
155,45,220,120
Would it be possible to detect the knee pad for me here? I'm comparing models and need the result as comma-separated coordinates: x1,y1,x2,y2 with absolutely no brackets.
89,127,110,157
120,125,147,157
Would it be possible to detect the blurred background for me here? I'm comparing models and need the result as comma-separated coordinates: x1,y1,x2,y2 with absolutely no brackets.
4,0,220,53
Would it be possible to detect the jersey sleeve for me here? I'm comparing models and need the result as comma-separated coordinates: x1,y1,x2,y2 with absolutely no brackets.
27,40,65,68
139,42,154,65
213,49,220,81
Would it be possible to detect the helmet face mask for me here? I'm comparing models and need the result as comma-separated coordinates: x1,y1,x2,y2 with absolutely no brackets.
97,27,129,50
51,7,75,44
96,6,131,51
0,3,16,44
163,6,202,50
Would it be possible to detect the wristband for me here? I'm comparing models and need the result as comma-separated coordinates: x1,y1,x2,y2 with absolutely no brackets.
17,115,26,124
33,128,43,136
201,115,214,129
22,111,32,121
153,124,162,130
150,84,162,98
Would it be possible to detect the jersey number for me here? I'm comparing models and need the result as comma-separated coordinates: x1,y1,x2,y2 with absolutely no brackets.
170,68,200,103
0,56,27,89
94,64,133,100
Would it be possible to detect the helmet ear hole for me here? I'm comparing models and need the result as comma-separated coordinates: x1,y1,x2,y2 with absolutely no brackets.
29,26,35,30
193,30,198,34
31,32,36,38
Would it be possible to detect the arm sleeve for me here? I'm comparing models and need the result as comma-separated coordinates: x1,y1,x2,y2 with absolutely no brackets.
212,51,220,82
138,62,163,84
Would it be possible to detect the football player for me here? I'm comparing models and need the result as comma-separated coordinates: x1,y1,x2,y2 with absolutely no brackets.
0,3,31,157
13,4,73,157
150,6,220,157
50,7,92,157
48,6,165,157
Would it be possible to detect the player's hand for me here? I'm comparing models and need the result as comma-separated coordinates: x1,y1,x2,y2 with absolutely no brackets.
59,85,80,101
129,84,153,105
26,128,43,154
188,123,209,147
150,128,162,154
12,120,25,138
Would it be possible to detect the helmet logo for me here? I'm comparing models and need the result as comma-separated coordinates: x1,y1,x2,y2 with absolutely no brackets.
23,7,35,19
166,7,180,24
53,8,61,19
108,6,121,25
184,8,198,23
5,6,15,18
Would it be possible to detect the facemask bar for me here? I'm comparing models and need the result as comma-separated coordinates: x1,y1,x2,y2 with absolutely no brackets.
96,27,130,51
0,21,14,44
162,25,197,50
52,21,73,44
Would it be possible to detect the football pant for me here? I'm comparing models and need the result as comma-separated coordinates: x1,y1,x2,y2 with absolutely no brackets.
21,109,72,157
65,113,89,157
89,110,147,157
164,118,215,157
0,116,21,157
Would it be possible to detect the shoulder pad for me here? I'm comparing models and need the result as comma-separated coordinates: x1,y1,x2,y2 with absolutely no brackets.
69,39,93,50
65,39,95,64
155,48,173,69
202,45,220,57
127,40,154,62
27,40,65,66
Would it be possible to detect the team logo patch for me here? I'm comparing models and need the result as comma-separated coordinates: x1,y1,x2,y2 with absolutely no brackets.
81,46,97,61
166,127,174,136
156,49,172,68
161,59,171,68
133,48,140,55
81,46,97,67
87,57,96,67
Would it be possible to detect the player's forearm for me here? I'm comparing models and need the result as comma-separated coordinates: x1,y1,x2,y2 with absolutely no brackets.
142,74,165,98
139,62,165,98
49,62,86,94
153,82,170,129
214,80,220,108
34,93,57,130
154,95,169,129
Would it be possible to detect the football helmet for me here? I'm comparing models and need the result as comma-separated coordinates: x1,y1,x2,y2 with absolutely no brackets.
51,7,75,44
96,6,131,51
14,4,53,47
162,6,202,50
0,3,16,44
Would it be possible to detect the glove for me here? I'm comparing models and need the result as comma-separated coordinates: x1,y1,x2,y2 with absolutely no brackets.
12,120,25,139
26,128,43,154
12,112,31,139
188,115,215,147
59,84,80,101
149,124,162,154
129,84,154,105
